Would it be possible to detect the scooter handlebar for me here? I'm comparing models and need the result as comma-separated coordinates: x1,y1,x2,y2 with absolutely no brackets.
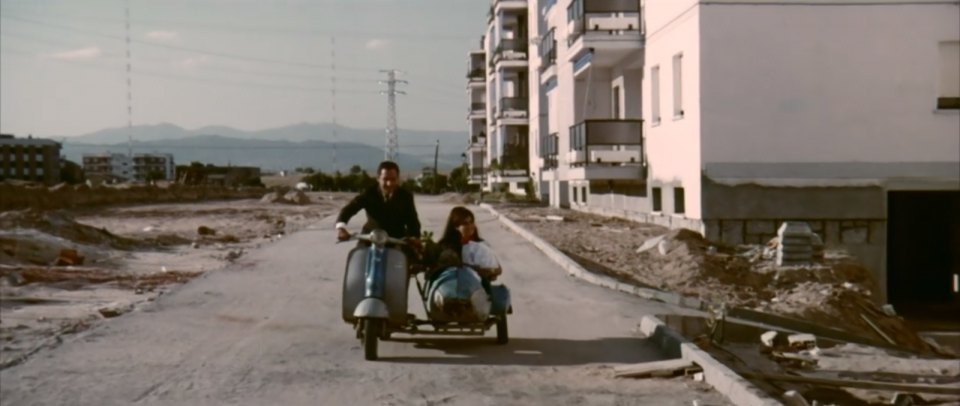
340,230,409,246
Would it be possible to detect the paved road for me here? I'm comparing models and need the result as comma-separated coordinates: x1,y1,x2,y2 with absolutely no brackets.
0,197,730,405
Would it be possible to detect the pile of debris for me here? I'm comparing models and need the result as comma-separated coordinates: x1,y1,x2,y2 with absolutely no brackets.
260,188,310,205
495,205,944,356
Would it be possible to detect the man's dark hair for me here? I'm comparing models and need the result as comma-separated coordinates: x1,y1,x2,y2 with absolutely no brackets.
377,160,400,175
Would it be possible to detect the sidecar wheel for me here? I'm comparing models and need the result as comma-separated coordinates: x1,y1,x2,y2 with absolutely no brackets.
363,319,382,360
495,316,508,345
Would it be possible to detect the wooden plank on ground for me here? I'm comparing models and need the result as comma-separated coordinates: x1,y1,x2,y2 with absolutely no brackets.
614,358,696,378
740,372,960,396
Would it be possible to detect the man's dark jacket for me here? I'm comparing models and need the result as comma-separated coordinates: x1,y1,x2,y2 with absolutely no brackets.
337,186,421,239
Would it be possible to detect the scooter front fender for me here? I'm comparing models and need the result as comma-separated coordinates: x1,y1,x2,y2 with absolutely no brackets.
354,298,389,319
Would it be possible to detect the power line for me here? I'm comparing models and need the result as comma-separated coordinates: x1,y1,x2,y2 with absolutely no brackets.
0,14,382,72
1,29,382,83
0,7,476,42
65,142,448,150
0,50,384,94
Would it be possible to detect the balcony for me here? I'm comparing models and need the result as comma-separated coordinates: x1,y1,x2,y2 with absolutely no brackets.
497,97,528,121
492,0,528,16
469,102,487,119
568,119,643,165
539,28,557,74
467,67,486,82
469,133,487,151
490,38,528,68
566,0,644,69
539,132,559,170
493,153,529,178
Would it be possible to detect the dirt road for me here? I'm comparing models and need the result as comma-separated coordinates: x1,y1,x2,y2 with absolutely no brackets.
0,197,729,405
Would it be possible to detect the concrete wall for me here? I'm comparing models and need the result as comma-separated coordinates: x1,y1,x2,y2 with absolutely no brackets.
643,0,704,219
699,2,960,165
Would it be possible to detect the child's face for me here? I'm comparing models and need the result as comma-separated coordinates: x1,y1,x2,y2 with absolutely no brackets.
457,217,476,240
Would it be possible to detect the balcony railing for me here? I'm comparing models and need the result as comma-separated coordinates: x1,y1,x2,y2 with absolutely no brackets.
540,132,559,170
490,38,529,67
469,102,486,115
539,28,557,72
467,67,486,81
498,97,528,118
567,0,642,45
568,119,643,167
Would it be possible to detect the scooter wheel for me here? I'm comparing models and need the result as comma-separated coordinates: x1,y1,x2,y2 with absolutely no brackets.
363,319,382,361
495,316,508,345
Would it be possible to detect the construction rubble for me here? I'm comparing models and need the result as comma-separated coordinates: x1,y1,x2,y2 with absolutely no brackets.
496,204,959,405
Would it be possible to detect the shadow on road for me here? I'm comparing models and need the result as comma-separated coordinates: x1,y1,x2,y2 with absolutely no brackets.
382,336,665,366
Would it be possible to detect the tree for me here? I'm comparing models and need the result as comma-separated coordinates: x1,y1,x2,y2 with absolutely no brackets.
145,170,166,183
448,165,469,193
59,159,85,185
401,178,420,193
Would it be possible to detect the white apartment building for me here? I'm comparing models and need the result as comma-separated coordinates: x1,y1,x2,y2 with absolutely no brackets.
470,0,960,310
83,152,175,182
484,0,533,194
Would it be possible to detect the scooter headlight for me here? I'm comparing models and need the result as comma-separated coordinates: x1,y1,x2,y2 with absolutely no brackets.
369,229,389,246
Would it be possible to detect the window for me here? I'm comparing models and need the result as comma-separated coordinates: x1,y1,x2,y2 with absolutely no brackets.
674,187,685,214
938,41,960,110
573,187,578,203
652,187,662,211
613,86,621,119
672,53,683,118
651,66,660,124
581,186,587,203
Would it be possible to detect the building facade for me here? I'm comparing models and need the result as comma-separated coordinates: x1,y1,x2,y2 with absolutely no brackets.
469,0,960,307
83,152,175,182
0,134,62,185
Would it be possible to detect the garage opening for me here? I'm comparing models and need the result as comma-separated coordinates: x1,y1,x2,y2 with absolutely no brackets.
887,191,960,321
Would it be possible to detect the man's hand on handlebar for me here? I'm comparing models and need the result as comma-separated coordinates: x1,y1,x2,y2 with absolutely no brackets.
404,237,423,251
337,228,351,242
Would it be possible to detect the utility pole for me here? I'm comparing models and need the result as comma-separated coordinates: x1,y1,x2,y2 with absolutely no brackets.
432,139,439,194
379,69,406,162
330,36,338,173
124,0,133,160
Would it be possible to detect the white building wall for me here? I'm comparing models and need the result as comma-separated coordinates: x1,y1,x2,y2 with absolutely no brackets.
554,2,575,194
643,0,704,219
699,2,960,166
528,1,542,188
612,66,643,119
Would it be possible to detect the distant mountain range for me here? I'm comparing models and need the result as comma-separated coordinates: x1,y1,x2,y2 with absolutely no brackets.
60,123,470,174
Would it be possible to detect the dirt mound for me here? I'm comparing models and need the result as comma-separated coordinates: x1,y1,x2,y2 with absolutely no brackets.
1,266,201,290
0,209,143,250
260,189,310,205
283,190,310,204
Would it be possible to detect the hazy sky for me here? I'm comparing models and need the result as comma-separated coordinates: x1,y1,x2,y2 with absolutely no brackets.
0,0,488,137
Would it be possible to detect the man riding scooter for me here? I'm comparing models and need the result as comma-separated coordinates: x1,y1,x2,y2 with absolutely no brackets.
335,160,423,264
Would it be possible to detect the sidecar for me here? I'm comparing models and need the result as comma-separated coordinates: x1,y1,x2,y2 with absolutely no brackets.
412,264,512,344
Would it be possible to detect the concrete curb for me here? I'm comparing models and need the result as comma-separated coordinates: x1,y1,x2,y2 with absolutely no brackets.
481,204,782,406
640,316,783,406
479,204,705,310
